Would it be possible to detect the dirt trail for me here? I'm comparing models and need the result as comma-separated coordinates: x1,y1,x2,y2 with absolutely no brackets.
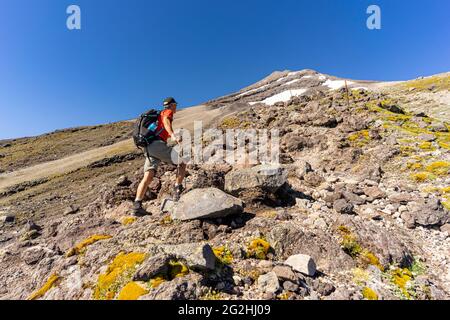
0,104,235,193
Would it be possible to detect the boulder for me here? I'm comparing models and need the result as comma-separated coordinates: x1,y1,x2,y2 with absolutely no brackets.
224,164,287,195
171,188,243,221
133,253,173,281
333,199,354,215
363,187,386,200
267,223,355,273
272,265,298,283
409,199,448,228
257,272,280,294
139,273,202,300
158,243,216,271
285,254,317,277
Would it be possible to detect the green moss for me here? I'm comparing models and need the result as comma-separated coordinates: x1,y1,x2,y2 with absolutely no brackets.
94,252,147,300
362,287,379,300
246,238,271,260
28,274,60,300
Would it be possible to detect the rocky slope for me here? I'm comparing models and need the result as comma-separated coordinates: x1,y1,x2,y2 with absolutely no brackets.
0,70,449,300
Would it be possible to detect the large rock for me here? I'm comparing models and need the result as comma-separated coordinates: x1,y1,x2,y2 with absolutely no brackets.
139,273,202,300
408,199,449,228
285,254,317,277
267,222,355,273
224,164,287,196
272,265,298,282
335,216,413,268
133,253,173,281
157,243,216,271
257,272,280,294
171,188,243,221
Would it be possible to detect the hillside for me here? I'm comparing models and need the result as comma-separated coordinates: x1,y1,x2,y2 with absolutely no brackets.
0,70,449,300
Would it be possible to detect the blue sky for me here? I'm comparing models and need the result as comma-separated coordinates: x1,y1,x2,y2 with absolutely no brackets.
1,0,449,139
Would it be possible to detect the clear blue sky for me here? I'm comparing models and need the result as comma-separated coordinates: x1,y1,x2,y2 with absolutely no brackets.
1,0,449,139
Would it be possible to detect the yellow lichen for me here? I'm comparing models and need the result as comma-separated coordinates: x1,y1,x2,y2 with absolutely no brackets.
66,235,112,257
160,215,173,225
94,252,146,300
149,275,166,289
338,226,362,258
352,268,370,285
220,117,241,129
117,282,149,300
425,161,450,176
418,142,435,151
246,238,271,260
213,246,234,265
406,162,423,171
391,268,413,299
27,274,60,300
168,260,189,279
361,250,384,271
362,287,379,300
121,217,137,226
411,172,435,183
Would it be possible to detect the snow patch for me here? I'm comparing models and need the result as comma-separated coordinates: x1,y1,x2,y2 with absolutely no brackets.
324,79,354,90
284,79,301,86
238,84,270,97
262,89,307,106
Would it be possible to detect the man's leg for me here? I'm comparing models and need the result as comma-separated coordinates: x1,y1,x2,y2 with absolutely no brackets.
176,162,187,186
135,170,155,202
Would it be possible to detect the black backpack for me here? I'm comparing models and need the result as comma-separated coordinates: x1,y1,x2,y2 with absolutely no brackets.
132,109,162,148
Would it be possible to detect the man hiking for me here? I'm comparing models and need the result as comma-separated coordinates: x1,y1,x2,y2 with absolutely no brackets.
133,97,187,217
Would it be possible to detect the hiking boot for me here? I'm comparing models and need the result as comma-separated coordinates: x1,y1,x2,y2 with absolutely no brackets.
132,201,149,217
173,184,185,202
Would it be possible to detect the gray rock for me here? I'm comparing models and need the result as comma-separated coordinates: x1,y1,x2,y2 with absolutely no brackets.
171,188,243,221
133,253,173,281
285,254,317,277
336,215,413,268
0,214,15,224
363,187,386,200
342,191,366,205
225,164,287,195
333,199,354,214
257,272,280,294
272,265,298,282
440,224,450,234
283,281,299,292
418,133,436,142
21,246,54,265
429,123,448,133
409,199,448,228
267,223,355,273
63,205,79,215
158,243,216,271
139,274,202,300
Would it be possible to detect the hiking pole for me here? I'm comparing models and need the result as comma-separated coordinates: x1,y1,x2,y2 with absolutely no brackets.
345,80,351,109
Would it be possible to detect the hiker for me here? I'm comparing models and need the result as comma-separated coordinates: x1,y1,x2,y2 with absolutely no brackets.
133,97,187,216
